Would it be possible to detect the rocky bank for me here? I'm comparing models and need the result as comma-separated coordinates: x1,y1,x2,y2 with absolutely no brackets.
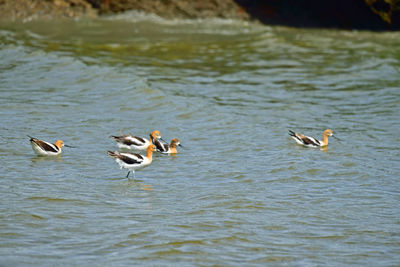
0,0,399,30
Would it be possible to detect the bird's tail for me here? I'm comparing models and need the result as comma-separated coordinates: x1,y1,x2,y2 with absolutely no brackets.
107,151,119,158
109,135,125,141
288,130,296,137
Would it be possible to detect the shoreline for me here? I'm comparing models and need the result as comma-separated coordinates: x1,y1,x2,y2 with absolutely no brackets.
0,0,399,30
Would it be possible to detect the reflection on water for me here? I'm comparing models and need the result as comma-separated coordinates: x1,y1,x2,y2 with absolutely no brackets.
30,155,63,164
320,146,329,152
0,14,400,266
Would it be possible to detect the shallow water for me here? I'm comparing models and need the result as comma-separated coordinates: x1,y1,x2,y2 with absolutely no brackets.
1,14,400,266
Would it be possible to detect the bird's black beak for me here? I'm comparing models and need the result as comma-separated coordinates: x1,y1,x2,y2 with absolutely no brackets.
332,135,342,142
64,144,76,148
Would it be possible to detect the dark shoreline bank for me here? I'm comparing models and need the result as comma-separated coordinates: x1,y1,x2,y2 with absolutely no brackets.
0,0,399,30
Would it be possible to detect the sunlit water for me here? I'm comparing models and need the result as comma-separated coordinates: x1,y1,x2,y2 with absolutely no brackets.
1,14,400,266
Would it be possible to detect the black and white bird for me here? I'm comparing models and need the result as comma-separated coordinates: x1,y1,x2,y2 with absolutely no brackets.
108,144,156,179
28,135,73,156
155,138,182,154
289,129,339,147
110,130,165,151
150,132,170,153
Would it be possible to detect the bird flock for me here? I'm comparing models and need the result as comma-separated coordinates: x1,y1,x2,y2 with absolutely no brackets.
29,130,183,179
29,129,339,179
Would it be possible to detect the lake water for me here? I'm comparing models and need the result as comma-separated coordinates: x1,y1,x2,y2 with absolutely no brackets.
1,13,400,266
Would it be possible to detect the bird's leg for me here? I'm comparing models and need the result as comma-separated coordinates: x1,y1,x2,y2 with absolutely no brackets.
126,171,130,178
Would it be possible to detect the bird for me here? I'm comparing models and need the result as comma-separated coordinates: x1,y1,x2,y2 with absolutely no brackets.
155,138,182,154
28,135,74,156
108,144,156,179
288,129,340,147
149,133,169,153
110,130,165,151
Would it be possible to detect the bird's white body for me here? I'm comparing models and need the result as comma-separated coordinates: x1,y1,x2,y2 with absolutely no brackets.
291,134,323,147
150,135,170,153
111,130,164,151
114,152,152,172
158,138,181,154
114,135,150,150
29,137,63,156
108,144,156,178
289,129,334,148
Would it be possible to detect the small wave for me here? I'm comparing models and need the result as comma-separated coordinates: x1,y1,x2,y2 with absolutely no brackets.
102,10,252,26
100,10,263,35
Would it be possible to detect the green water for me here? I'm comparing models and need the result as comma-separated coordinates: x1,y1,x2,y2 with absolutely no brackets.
1,15,400,266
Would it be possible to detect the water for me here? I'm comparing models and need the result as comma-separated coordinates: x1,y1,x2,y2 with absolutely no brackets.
1,14,400,266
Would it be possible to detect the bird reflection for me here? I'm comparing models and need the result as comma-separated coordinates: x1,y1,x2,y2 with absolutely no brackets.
30,155,63,164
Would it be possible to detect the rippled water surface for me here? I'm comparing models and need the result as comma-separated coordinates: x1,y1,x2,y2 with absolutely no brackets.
1,15,400,266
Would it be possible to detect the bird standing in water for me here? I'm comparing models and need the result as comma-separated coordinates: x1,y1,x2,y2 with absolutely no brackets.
108,144,156,179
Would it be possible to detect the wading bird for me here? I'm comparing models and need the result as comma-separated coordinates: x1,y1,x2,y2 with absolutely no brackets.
288,129,340,147
110,130,165,151
28,135,74,156
108,144,156,179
